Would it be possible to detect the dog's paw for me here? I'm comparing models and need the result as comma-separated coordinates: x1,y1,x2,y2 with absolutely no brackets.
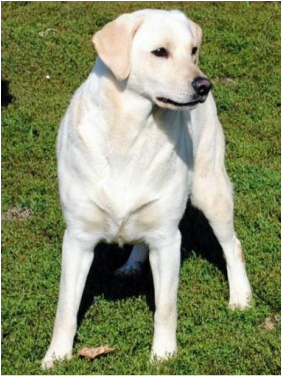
150,353,174,364
228,288,252,310
41,349,72,370
41,357,55,370
114,261,143,277
150,341,177,363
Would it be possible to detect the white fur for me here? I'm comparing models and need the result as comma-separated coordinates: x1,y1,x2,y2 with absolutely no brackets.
42,9,252,369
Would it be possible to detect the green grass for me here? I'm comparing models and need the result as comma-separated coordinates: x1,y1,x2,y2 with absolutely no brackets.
1,2,281,375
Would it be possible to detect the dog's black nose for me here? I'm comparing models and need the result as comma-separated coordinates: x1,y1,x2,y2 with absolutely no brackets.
192,77,212,96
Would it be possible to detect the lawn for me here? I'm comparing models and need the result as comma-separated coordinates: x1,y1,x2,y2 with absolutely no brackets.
1,1,281,375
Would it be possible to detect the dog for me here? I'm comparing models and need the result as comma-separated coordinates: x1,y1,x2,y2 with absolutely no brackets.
42,9,252,369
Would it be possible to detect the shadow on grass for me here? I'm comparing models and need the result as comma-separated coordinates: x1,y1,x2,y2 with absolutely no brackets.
77,200,227,329
1,79,14,107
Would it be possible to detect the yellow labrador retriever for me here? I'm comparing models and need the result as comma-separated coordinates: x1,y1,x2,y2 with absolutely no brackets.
42,9,252,368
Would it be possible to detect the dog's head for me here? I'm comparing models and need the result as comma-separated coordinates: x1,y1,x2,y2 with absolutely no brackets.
92,9,211,110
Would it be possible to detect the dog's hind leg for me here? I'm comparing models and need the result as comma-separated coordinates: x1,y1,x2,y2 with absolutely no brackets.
191,168,252,310
115,244,149,276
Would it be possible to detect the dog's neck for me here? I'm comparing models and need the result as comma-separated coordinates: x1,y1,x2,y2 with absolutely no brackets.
89,58,156,130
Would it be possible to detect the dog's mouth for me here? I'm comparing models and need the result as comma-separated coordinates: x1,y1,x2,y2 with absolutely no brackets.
156,97,205,108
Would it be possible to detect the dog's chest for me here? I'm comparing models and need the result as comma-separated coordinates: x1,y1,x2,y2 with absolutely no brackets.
62,108,194,245
84,149,191,245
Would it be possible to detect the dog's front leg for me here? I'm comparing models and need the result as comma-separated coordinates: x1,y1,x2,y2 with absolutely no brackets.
42,228,96,369
149,230,181,360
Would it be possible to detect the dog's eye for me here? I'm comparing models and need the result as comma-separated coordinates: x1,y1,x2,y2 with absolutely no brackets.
192,47,198,55
151,48,169,58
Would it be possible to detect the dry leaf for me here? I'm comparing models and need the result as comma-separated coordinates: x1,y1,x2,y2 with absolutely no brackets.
78,346,115,359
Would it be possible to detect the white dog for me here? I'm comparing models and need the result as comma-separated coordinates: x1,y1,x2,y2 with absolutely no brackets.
42,9,252,369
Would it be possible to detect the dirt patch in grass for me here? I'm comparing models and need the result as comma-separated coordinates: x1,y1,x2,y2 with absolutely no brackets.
2,207,34,221
213,77,236,84
263,315,281,330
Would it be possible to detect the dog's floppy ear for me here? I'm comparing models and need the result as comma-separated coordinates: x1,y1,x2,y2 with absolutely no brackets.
92,15,144,81
189,20,202,64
